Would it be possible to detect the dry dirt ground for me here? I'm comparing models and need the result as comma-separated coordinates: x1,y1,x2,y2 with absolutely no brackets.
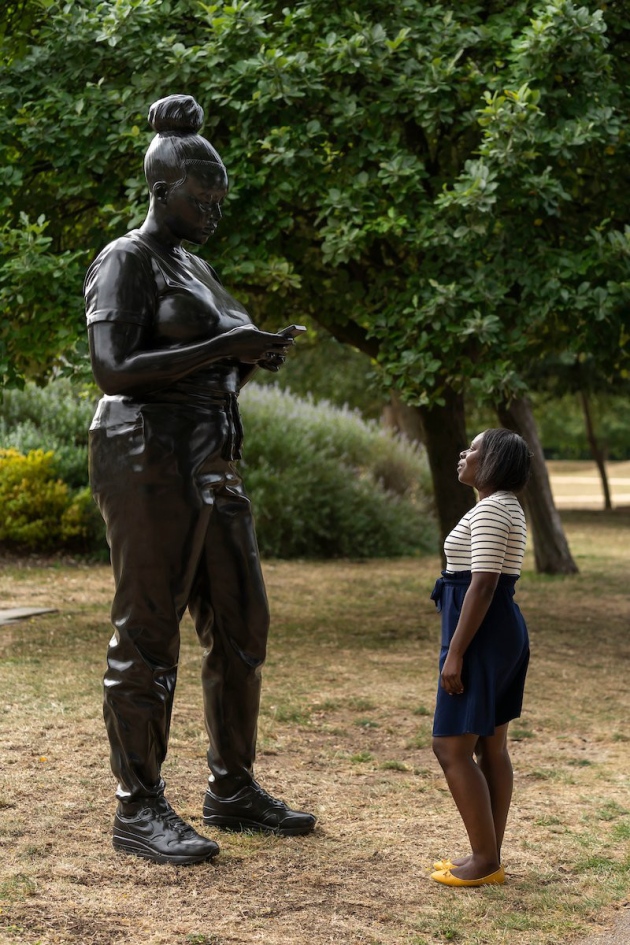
0,509,628,945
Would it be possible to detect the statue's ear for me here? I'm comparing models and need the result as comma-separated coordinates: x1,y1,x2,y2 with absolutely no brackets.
152,180,169,204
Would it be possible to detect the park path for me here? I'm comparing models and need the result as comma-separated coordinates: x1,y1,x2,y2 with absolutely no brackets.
569,905,630,945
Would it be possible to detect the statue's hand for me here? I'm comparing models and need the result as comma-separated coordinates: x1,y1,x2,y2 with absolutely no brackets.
258,353,286,373
223,325,293,364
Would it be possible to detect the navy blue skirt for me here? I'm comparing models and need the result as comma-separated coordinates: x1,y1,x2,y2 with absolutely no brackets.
431,571,530,737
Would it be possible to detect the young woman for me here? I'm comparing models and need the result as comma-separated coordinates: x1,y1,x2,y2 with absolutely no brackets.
429,428,531,887
85,94,315,865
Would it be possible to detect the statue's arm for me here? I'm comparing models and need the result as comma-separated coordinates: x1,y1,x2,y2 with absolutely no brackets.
88,321,291,397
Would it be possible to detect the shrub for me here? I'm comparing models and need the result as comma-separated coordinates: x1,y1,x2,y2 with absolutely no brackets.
60,485,107,553
0,448,71,550
0,379,96,487
239,384,436,558
0,449,104,553
0,381,436,559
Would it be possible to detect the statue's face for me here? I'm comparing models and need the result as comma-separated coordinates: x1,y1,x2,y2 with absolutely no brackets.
163,165,229,244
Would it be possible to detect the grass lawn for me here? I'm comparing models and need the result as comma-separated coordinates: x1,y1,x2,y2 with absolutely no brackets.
547,460,630,509
0,509,628,945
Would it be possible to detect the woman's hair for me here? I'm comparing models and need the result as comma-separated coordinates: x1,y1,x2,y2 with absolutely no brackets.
475,428,532,494
143,94,225,186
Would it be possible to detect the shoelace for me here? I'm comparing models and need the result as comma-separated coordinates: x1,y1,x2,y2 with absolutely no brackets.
250,781,286,809
149,799,197,837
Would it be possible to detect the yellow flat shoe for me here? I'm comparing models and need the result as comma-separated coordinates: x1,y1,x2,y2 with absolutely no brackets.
431,866,505,887
433,859,454,871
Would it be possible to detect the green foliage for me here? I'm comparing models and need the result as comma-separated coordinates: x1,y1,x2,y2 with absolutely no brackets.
239,383,436,558
59,484,106,549
533,392,630,460
0,448,67,548
256,332,385,419
465,389,630,461
0,448,102,551
0,379,96,487
0,379,435,557
0,0,628,409
0,382,104,551
0,215,89,387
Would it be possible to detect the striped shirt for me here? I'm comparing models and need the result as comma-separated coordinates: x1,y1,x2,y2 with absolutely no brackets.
444,491,527,575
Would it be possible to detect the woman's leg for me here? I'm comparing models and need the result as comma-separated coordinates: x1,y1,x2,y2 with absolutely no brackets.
432,733,501,879
474,722,513,860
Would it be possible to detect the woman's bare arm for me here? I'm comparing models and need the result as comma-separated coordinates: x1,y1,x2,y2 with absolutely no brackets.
440,571,500,695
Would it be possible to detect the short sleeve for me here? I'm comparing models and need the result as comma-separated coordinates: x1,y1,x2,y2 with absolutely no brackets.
84,237,156,329
469,499,512,573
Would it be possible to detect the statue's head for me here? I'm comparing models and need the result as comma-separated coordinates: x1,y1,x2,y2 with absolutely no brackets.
144,94,228,191
143,95,228,244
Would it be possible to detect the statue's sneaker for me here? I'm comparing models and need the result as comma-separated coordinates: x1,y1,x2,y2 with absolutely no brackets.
113,796,220,864
203,780,316,836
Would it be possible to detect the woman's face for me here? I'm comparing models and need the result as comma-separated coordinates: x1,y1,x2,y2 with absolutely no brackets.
163,166,229,245
457,432,485,488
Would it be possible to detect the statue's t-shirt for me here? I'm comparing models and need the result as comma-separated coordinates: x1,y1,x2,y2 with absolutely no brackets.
84,229,251,400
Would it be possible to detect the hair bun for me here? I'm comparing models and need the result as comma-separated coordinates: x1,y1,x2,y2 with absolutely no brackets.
148,94,204,135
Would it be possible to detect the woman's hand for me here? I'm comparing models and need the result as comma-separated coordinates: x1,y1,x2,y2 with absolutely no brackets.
439,571,500,696
222,326,293,364
441,651,464,695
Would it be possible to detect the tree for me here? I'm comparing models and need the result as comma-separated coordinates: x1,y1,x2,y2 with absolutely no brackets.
526,353,630,509
0,1,48,44
1,1,628,569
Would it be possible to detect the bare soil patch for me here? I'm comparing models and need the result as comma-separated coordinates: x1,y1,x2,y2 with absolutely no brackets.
0,510,628,945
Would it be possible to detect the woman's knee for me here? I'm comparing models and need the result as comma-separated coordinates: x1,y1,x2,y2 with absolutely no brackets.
432,735,460,769
475,731,510,766
433,733,479,770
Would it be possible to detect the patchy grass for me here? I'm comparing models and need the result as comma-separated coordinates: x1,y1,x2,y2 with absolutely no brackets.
0,509,628,945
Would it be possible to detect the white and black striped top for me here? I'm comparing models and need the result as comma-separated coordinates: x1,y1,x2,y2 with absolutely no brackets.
444,491,527,575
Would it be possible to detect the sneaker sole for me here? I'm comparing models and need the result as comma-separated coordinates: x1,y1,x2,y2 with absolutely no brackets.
113,831,219,865
202,814,315,836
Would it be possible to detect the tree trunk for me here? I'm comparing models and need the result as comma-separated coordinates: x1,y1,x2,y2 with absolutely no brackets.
382,393,426,444
579,389,612,510
498,397,579,574
314,319,473,560
419,387,475,563
382,389,474,564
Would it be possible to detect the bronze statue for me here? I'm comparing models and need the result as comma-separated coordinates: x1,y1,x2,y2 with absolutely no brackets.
85,93,315,865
